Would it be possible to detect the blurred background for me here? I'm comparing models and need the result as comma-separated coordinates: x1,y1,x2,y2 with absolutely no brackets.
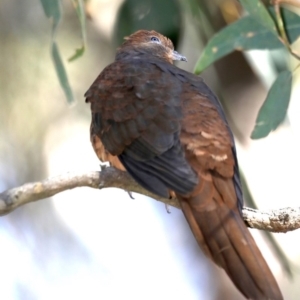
1,0,300,299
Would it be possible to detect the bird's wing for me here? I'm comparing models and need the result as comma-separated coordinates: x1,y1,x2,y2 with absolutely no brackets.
176,73,282,300
85,59,198,198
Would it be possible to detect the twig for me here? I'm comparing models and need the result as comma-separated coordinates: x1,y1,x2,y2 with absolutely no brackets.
0,167,299,233
272,0,300,60
272,0,300,9
243,206,300,233
0,168,179,216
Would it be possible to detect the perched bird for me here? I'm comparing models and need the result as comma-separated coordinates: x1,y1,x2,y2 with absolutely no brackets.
85,30,283,299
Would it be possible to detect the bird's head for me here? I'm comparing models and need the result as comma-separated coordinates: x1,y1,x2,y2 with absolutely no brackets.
116,30,187,64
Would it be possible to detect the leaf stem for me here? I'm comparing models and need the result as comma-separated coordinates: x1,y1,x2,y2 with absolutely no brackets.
272,0,300,60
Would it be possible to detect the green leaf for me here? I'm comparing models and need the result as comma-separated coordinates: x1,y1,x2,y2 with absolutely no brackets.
40,0,61,22
69,0,86,61
40,0,75,103
251,70,292,139
269,6,300,44
68,46,85,62
114,0,181,48
239,0,276,32
52,42,75,103
194,16,283,74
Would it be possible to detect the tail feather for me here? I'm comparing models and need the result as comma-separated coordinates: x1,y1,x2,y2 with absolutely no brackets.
177,175,283,300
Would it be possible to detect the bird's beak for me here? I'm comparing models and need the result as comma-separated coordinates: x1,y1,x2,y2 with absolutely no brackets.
172,50,187,62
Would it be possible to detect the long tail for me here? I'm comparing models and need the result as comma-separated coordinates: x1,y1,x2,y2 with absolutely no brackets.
177,173,283,300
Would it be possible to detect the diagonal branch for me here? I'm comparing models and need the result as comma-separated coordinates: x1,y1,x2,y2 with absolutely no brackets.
0,167,299,233
0,167,179,216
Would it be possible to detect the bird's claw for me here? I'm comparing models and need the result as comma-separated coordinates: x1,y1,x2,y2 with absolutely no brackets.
165,204,171,214
99,162,109,171
127,191,135,199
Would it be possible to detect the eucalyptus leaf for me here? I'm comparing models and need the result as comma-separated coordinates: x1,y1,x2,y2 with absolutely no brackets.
239,0,276,32
52,42,75,103
194,15,283,74
40,0,61,22
69,47,85,62
69,0,86,61
40,0,75,103
251,70,292,139
269,6,300,44
114,0,181,47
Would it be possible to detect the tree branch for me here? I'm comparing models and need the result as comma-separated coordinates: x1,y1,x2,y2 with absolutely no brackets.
0,167,179,216
0,167,299,233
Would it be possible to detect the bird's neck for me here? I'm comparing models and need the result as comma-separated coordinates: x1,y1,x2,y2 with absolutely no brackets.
115,46,172,64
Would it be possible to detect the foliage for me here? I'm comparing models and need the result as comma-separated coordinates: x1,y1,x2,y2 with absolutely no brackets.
39,0,300,137
114,0,182,47
40,0,86,103
195,0,299,139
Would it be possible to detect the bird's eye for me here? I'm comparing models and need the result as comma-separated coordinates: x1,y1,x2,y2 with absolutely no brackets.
150,36,160,43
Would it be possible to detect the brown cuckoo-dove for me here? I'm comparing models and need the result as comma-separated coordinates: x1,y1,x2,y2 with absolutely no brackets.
85,30,283,300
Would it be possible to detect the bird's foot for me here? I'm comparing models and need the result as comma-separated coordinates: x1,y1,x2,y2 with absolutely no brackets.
99,162,109,171
126,190,135,199
165,204,171,214
165,190,176,214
